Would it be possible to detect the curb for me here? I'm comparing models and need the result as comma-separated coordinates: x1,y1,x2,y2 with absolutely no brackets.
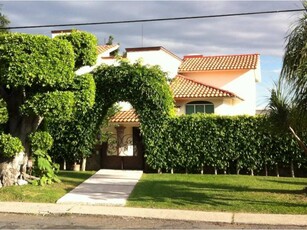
0,202,306,226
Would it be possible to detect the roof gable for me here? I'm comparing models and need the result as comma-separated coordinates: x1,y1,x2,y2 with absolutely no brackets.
110,109,139,123
97,44,119,55
170,75,241,99
179,54,259,72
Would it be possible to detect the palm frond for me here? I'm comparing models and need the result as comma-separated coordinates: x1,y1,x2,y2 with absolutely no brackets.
281,1,307,119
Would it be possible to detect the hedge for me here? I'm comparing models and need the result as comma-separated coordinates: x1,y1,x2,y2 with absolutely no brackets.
145,114,306,176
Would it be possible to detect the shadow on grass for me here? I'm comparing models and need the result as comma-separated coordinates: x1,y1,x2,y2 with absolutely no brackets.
57,171,96,189
137,179,307,195
263,179,307,186
127,179,307,212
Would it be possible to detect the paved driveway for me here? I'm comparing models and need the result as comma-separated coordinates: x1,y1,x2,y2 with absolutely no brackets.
57,169,143,206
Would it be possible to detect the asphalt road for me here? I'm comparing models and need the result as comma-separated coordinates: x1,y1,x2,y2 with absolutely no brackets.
0,213,305,229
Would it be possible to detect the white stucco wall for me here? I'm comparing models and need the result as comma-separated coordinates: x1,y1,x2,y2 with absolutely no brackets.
181,69,259,115
126,48,182,79
175,97,240,116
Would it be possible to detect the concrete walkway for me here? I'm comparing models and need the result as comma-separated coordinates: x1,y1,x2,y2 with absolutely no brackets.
0,202,306,226
56,169,143,206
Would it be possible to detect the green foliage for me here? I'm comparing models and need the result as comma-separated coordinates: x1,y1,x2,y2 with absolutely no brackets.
144,114,306,174
0,33,75,88
281,1,307,118
72,73,96,114
0,31,96,187
0,98,8,124
267,80,307,156
21,91,75,121
30,131,60,186
48,60,174,165
29,131,53,152
55,30,97,70
47,74,96,163
93,61,174,167
92,61,173,169
98,104,121,143
0,6,10,33
106,35,114,45
0,133,24,158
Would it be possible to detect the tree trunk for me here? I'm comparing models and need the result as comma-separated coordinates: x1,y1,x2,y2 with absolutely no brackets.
0,151,26,187
214,167,217,175
250,169,254,176
264,162,268,176
73,162,80,171
290,159,295,178
81,158,86,171
276,164,279,177
236,162,240,175
63,159,66,170
0,88,43,187
200,164,204,175
171,168,174,174
236,169,240,175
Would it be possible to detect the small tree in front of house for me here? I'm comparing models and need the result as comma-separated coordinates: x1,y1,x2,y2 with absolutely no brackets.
0,31,96,186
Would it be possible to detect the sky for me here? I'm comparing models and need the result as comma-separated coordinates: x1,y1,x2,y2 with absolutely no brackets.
0,0,305,108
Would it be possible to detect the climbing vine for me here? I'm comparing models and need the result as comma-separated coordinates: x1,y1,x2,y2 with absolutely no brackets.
93,60,174,168
49,60,173,165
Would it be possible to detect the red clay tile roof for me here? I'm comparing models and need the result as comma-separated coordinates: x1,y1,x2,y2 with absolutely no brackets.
170,75,240,99
97,44,118,55
110,109,139,123
179,54,259,72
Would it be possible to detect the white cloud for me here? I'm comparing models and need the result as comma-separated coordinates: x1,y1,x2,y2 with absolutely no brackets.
2,0,304,108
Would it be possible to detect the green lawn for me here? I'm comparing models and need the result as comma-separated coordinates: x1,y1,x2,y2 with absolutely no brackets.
127,174,307,214
0,171,95,203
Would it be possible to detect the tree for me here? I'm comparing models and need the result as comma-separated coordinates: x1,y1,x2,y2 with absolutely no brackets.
0,5,10,33
106,35,114,45
281,2,307,113
268,80,307,156
268,1,307,156
0,31,97,186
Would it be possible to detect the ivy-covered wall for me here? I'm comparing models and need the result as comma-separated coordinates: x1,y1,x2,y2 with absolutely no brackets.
48,60,174,166
145,114,306,176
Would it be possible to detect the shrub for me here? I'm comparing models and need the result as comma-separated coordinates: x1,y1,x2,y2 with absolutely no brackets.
0,134,24,158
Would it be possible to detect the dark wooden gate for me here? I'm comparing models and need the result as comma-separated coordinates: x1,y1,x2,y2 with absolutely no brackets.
101,127,144,170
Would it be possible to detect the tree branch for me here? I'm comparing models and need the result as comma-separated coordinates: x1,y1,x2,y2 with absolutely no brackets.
289,126,307,156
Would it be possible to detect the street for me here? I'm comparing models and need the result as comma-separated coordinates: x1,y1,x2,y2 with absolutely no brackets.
0,213,305,229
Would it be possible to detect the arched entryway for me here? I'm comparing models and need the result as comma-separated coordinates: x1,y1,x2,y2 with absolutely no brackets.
89,61,174,170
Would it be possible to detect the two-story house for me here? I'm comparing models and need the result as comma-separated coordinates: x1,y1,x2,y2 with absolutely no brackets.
95,47,261,170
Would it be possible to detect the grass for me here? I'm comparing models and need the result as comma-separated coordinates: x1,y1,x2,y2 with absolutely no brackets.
127,174,307,214
0,171,95,203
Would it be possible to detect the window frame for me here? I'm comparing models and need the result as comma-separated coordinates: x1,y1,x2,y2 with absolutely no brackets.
185,101,214,115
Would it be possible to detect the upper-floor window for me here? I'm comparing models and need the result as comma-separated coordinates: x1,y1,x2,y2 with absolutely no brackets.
185,101,214,114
